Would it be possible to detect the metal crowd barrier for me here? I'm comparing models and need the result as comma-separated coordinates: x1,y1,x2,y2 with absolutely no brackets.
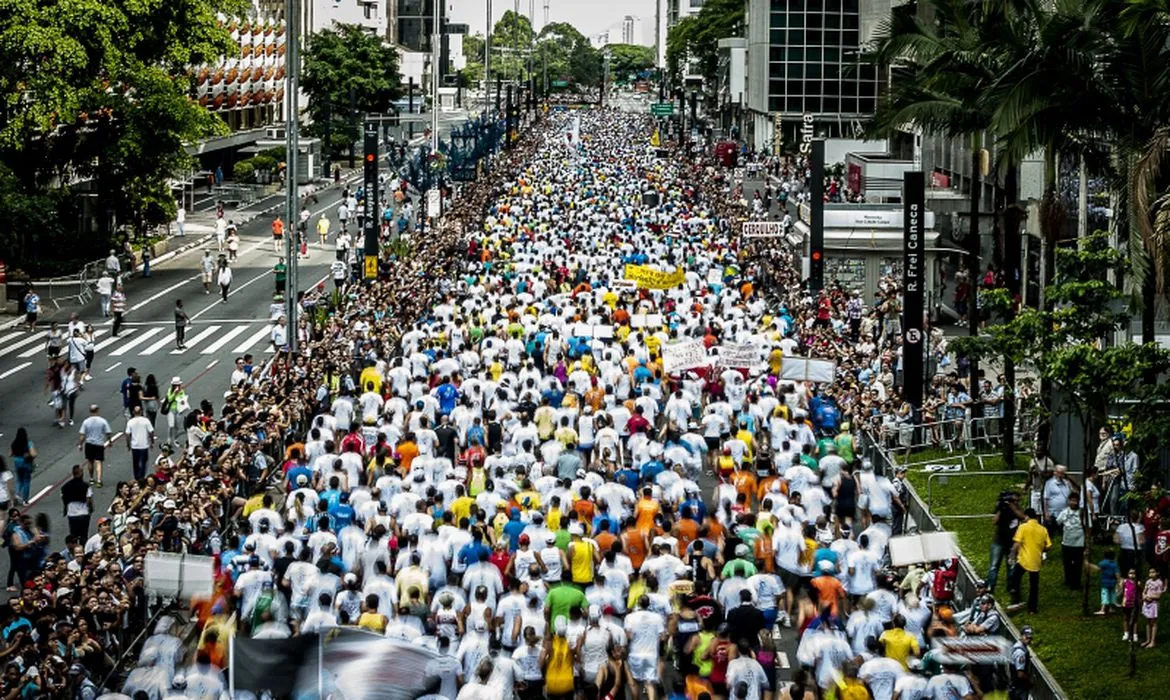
865,426,1067,699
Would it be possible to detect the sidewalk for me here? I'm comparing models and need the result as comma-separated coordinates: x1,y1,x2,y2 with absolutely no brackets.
0,171,360,331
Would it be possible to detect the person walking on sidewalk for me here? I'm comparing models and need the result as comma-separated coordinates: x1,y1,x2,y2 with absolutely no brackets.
76,405,111,487
274,257,287,296
174,299,190,350
95,271,114,318
217,260,233,304
201,251,215,294
176,203,186,237
61,464,93,541
272,215,285,254
110,283,127,337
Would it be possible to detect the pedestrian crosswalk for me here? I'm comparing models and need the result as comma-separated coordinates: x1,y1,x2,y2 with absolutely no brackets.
0,322,278,378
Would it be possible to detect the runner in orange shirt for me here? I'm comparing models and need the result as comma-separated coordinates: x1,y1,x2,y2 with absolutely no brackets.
621,519,650,571
634,487,660,534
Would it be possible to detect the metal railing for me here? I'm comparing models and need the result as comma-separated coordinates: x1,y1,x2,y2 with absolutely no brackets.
864,427,1067,700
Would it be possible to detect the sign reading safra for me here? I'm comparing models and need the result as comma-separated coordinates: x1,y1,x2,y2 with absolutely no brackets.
650,102,675,116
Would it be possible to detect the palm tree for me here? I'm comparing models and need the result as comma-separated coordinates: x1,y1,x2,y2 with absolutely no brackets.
868,0,1026,456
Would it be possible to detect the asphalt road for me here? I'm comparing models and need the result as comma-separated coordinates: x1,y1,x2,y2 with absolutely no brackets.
0,178,356,572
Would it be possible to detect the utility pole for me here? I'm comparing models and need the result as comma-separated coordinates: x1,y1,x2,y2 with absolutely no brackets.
431,0,440,155
284,0,300,350
485,0,492,113
654,0,662,69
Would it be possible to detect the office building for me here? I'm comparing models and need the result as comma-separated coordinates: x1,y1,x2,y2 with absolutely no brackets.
746,0,894,147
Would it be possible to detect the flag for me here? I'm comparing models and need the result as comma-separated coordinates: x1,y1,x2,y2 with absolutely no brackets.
650,129,661,147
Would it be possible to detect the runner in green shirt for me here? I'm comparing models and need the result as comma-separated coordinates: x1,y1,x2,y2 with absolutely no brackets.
273,258,288,295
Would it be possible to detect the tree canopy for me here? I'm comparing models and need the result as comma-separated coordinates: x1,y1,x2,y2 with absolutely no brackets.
605,44,655,81
665,0,743,88
302,24,403,162
0,0,240,272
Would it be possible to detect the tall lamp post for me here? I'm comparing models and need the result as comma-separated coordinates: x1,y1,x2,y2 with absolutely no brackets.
283,0,300,349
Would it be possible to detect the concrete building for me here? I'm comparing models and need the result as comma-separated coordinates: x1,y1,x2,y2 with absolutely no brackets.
746,0,895,150
621,15,644,45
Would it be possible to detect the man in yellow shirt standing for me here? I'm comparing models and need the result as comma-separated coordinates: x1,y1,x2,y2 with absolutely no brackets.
1009,508,1052,614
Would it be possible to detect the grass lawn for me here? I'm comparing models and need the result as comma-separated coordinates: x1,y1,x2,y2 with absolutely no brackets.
900,448,1166,698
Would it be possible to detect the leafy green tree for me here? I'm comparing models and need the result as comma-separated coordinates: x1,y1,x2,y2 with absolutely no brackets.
491,10,535,81
951,232,1170,619
462,33,485,85
535,22,599,88
302,24,403,164
0,0,238,265
606,44,655,81
664,0,743,89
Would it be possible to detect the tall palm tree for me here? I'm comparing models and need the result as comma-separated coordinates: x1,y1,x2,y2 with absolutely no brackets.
868,0,1028,455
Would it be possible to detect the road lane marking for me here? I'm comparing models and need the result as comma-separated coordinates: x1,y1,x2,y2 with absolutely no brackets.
0,332,46,358
19,329,105,359
189,270,275,321
0,362,31,380
104,362,122,373
140,331,178,355
108,327,164,356
94,328,137,352
206,360,219,370
170,325,221,354
200,326,251,354
27,484,53,506
232,326,272,353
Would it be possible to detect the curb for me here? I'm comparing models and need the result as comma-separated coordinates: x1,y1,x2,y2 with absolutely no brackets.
1,174,363,330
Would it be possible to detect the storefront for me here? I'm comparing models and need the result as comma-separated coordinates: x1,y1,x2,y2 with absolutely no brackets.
792,204,959,310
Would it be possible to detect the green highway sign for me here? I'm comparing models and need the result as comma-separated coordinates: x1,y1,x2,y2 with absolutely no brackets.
650,102,675,116
551,79,569,88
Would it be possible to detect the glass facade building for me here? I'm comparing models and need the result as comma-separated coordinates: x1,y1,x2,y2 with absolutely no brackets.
766,0,878,116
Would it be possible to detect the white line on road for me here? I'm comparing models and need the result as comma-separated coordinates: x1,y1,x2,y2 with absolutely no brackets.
0,362,32,380
189,270,275,322
0,332,46,359
107,431,124,446
0,333,22,346
93,328,137,352
232,326,272,353
108,327,164,356
206,360,219,370
27,484,53,506
104,362,122,373
778,652,790,670
140,331,178,356
170,325,220,354
198,325,251,354
20,329,105,359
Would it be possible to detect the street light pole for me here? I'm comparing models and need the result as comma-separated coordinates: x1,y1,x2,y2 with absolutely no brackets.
284,0,300,350
431,0,440,155
485,0,492,113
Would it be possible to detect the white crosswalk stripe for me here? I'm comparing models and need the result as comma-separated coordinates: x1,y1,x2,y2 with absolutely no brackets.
232,327,272,353
0,332,45,358
171,326,220,355
93,328,137,352
19,329,105,358
200,325,251,354
108,327,164,356
140,331,178,356
0,322,277,363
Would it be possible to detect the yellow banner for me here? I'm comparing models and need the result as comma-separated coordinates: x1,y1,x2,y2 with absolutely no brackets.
624,264,686,290
650,129,661,147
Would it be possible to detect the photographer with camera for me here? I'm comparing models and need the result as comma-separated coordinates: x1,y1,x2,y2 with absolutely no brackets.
988,490,1025,592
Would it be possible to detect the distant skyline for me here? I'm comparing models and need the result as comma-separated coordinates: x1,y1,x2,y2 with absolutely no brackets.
448,0,658,39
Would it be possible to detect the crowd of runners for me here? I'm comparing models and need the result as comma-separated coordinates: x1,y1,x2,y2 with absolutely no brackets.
0,110,1036,700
